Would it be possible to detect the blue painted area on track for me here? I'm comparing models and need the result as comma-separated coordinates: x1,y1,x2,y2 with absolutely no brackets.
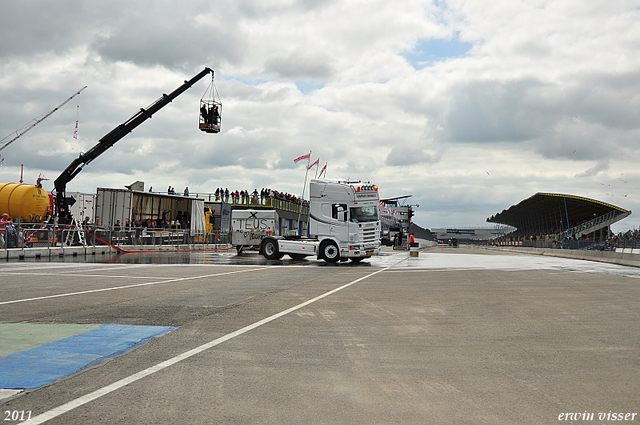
0,324,176,389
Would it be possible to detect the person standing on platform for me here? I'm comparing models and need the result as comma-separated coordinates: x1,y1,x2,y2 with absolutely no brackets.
201,104,209,124
397,228,403,248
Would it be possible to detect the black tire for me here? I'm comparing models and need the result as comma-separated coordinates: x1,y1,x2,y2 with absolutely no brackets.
320,241,340,263
262,238,280,260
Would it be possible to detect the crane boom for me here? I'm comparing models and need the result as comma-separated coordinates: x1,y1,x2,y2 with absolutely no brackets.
0,86,87,153
54,67,214,223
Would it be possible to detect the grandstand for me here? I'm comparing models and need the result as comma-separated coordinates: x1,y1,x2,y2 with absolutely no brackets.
487,193,631,245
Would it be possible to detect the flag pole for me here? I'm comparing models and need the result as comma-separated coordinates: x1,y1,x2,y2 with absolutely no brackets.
318,162,327,179
73,105,79,139
297,150,311,236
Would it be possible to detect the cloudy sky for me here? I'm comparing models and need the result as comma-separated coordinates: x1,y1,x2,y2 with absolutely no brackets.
1,0,639,232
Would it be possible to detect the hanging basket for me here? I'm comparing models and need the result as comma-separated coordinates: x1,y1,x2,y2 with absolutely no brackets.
199,74,222,133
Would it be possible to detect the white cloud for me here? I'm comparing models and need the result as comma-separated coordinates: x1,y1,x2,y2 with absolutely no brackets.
1,0,640,233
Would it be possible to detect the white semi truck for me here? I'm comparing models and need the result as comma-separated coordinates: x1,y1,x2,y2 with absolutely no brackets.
259,179,381,263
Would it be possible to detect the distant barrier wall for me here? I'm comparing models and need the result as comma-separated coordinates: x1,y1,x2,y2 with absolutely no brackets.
488,246,640,268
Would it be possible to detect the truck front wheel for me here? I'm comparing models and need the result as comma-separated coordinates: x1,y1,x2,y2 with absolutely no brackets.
320,241,340,263
261,238,282,260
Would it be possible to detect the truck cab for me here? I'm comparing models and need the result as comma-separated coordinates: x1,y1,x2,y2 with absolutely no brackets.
259,179,381,263
309,179,381,261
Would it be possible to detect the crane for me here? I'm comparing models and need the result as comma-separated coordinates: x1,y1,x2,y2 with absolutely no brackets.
0,86,87,154
54,67,216,223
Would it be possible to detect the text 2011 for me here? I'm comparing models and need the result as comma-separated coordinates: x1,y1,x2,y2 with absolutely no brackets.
4,411,32,422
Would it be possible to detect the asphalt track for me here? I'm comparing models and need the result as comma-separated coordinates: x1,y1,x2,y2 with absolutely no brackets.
1,246,639,424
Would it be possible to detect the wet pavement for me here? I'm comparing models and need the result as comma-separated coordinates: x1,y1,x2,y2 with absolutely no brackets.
2,246,640,424
6,245,640,279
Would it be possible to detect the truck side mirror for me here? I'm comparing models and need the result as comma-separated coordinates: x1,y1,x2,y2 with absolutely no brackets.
332,203,348,222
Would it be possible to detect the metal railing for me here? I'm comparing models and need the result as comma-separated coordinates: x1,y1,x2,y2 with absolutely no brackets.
556,210,618,240
493,234,640,252
1,224,58,250
1,222,230,253
608,232,640,250
91,227,230,248
178,193,310,215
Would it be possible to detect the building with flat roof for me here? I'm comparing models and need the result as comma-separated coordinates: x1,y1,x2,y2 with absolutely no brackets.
431,226,513,242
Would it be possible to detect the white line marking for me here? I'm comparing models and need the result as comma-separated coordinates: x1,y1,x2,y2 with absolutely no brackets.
0,263,138,271
0,272,160,279
28,262,401,424
0,263,154,276
0,267,268,306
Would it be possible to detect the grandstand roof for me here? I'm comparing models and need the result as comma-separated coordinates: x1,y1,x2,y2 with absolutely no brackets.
486,193,630,230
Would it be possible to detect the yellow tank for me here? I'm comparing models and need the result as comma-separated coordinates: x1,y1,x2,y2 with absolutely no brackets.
0,182,50,223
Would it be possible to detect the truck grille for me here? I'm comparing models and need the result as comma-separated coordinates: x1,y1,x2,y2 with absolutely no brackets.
362,228,378,243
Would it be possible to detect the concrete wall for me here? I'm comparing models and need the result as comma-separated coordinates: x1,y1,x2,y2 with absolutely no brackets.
490,246,640,268
1,245,118,260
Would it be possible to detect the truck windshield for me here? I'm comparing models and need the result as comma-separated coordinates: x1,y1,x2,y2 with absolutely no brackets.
350,206,379,223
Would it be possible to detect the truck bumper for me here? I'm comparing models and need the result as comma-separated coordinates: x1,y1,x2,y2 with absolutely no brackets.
346,244,380,258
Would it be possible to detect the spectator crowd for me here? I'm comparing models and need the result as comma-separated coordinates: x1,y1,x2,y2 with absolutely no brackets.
211,188,309,207
604,228,640,250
